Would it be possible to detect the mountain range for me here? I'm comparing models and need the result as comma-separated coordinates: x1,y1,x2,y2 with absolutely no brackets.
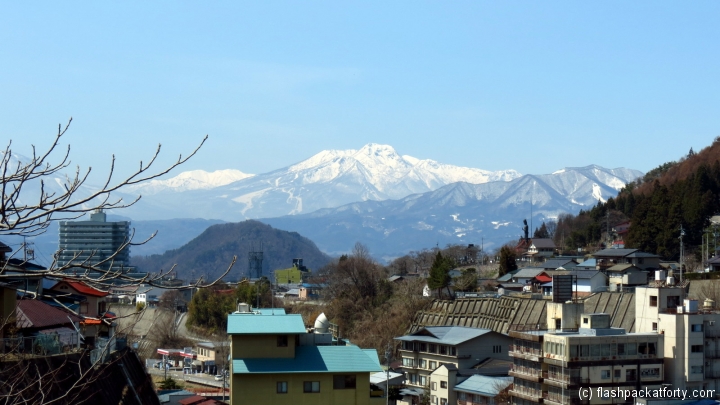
112,143,522,221
5,145,642,263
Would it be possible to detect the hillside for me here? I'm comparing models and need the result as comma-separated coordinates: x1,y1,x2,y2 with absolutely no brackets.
555,139,720,260
130,220,331,281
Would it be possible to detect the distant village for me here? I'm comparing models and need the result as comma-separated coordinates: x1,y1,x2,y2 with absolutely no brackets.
5,208,720,405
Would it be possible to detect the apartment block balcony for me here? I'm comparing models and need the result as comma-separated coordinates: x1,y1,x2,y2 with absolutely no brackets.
542,372,587,389
509,344,542,361
509,364,543,382
510,387,543,402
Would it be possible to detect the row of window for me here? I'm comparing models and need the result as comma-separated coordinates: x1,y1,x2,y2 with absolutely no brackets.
401,341,457,356
405,373,447,390
545,341,659,358
275,375,357,394
402,358,439,370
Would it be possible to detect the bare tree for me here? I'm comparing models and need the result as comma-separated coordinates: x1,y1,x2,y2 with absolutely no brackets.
0,119,235,288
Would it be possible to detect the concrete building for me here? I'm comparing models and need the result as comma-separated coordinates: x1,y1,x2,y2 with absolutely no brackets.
58,209,132,272
395,326,512,405
510,302,665,405
635,282,720,392
227,304,383,405
592,248,661,272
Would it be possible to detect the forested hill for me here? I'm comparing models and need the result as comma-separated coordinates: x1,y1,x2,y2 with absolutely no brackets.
557,138,720,261
130,220,331,281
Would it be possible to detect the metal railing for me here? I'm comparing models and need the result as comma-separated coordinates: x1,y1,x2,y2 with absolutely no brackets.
509,344,542,356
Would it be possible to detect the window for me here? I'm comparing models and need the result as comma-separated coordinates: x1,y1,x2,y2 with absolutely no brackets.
409,373,418,384
626,343,637,355
402,358,414,367
277,381,288,394
277,335,288,347
583,317,589,324
420,376,427,386
432,382,437,391
601,370,610,379
429,361,437,370
450,347,456,356
429,344,437,353
691,366,704,374
692,345,704,353
493,345,502,353
626,369,637,381
614,369,621,378
333,375,357,389
692,324,704,332
617,343,625,355
439,345,447,355
650,296,657,307
303,381,320,393
652,322,658,331
420,359,427,369
440,381,447,389
419,343,427,352
441,399,447,405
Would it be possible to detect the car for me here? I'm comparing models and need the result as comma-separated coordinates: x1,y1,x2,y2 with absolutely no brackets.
214,375,224,381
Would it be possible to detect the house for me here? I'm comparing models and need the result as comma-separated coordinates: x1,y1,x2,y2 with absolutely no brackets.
227,304,383,405
511,268,549,285
455,375,512,405
193,341,230,375
395,326,511,405
299,283,324,300
50,280,109,317
544,270,608,297
592,248,661,271
540,258,578,271
13,299,83,353
605,264,648,290
574,258,596,271
526,239,556,260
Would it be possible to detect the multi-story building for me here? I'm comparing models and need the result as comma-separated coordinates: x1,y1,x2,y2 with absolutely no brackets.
58,209,131,271
635,283,720,392
395,326,511,405
510,302,665,405
227,304,383,405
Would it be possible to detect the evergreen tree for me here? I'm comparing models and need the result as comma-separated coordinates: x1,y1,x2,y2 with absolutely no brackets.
498,246,518,277
427,251,451,298
533,222,549,238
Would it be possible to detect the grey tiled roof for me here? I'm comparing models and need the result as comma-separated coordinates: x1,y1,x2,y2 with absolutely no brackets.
395,326,493,345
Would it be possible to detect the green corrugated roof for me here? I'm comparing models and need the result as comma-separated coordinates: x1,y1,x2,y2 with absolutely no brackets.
232,345,382,374
227,313,305,335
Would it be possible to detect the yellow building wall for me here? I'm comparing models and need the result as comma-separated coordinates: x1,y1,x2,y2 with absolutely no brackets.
231,372,373,405
275,267,304,284
231,334,296,358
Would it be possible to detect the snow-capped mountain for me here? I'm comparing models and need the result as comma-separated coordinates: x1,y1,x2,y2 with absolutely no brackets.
262,165,643,257
114,143,522,220
124,169,254,194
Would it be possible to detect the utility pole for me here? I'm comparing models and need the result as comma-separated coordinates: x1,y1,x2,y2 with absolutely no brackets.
679,225,686,283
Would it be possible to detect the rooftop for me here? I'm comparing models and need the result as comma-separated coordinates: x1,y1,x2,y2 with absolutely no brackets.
232,345,382,374
454,375,513,397
16,299,82,329
227,311,305,335
396,326,493,345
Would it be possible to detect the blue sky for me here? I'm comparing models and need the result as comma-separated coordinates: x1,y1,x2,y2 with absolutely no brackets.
2,2,719,180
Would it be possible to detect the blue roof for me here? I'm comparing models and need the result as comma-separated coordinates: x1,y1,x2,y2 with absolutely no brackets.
227,312,305,335
454,375,513,397
395,326,492,345
232,345,382,374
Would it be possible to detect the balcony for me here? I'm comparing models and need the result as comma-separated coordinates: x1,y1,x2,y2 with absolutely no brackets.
542,372,587,388
509,365,543,382
509,388,543,401
509,344,542,361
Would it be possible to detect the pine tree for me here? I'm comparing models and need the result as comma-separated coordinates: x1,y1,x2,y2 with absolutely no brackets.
498,246,518,277
427,251,451,298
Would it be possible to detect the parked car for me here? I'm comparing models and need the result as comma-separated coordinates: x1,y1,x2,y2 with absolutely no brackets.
214,375,224,381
